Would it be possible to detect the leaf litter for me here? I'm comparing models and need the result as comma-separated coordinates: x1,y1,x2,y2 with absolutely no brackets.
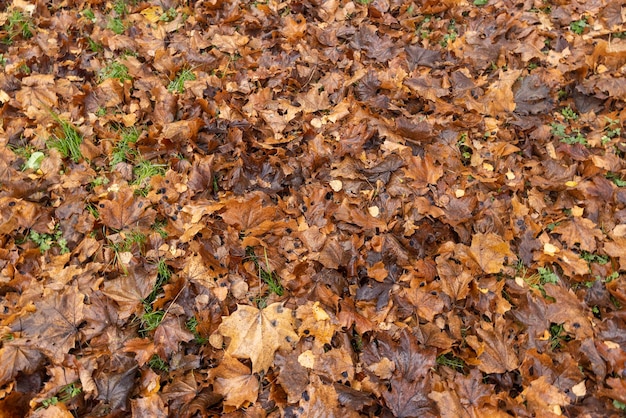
1,0,626,416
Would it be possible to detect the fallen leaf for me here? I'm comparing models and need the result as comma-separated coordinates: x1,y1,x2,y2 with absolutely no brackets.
99,186,156,230
466,316,519,374
470,233,516,274
217,303,299,373
209,354,259,410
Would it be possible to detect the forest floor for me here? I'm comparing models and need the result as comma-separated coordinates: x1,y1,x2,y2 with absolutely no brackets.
1,0,626,416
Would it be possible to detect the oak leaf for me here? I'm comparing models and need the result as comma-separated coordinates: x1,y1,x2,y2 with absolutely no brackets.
217,303,299,373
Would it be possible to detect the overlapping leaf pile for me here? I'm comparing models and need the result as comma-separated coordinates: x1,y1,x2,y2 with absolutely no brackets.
1,0,626,416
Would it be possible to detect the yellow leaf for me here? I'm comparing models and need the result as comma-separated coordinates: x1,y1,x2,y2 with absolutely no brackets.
140,6,163,23
470,233,515,274
217,303,298,373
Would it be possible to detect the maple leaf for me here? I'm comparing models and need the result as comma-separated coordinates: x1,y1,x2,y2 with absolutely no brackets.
514,74,554,115
402,282,446,322
0,339,44,387
131,394,168,418
14,74,58,120
296,301,337,346
436,257,473,301
296,85,331,114
220,194,276,232
383,377,437,418
520,376,571,415
179,254,225,291
217,303,299,373
405,45,441,69
211,32,249,54
98,186,156,230
102,264,157,320
465,316,519,374
298,375,344,418
274,349,310,404
11,287,85,363
404,154,443,187
154,313,194,358
553,216,603,252
469,232,516,274
545,284,593,340
209,354,259,410
429,368,500,416
95,363,138,412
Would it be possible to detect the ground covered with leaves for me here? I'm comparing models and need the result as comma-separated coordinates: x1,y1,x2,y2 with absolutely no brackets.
1,0,626,416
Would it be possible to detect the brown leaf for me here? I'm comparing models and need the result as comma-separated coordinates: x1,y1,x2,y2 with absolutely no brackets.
14,75,58,119
404,154,443,187
95,363,137,412
154,314,194,358
220,194,276,232
296,301,337,346
99,186,156,230
212,32,249,54
180,254,225,290
274,349,310,404
405,45,441,69
466,316,519,374
0,339,44,387
297,86,331,114
402,282,446,322
209,354,259,410
545,284,594,340
598,377,626,404
553,216,603,252
436,257,473,301
217,303,299,373
161,118,203,143
131,394,168,418
11,287,85,363
103,264,157,320
317,237,350,269
520,376,570,415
